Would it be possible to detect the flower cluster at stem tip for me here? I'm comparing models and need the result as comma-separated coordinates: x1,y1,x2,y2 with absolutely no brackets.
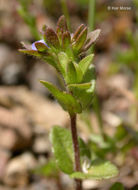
19,15,101,114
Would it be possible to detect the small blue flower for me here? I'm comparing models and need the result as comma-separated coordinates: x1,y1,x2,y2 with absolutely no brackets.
32,39,48,50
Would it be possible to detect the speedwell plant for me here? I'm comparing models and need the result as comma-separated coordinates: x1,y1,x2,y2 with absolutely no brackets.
20,16,118,190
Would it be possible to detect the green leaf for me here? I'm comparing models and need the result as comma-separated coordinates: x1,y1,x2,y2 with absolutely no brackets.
68,83,91,89
71,65,96,109
68,65,96,109
79,54,94,76
73,62,83,83
50,126,74,174
19,49,40,57
50,126,91,175
70,159,118,180
110,182,124,190
69,78,96,109
66,61,77,84
58,52,69,77
40,80,82,114
66,61,83,84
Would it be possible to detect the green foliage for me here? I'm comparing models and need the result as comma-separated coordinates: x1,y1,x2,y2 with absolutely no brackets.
79,54,94,76
69,66,96,109
20,16,100,112
51,126,118,180
40,80,82,115
50,126,91,174
18,14,120,185
110,182,124,190
50,126,74,174
70,159,118,180
87,124,138,159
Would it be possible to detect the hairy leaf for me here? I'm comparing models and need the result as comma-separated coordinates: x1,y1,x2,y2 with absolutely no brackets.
50,126,74,174
51,126,92,174
70,159,118,179
58,52,69,76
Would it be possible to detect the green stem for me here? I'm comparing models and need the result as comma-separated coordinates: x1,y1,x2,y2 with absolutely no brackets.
70,114,82,190
88,0,105,138
88,0,96,52
88,0,96,32
60,0,71,31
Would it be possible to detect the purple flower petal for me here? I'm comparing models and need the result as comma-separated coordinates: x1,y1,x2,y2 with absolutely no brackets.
32,39,48,50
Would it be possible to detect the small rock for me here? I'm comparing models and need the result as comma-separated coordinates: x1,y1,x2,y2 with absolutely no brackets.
4,152,37,187
0,149,11,180
33,136,51,154
0,107,32,151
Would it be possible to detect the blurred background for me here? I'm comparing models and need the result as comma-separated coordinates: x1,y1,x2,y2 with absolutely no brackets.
0,0,138,189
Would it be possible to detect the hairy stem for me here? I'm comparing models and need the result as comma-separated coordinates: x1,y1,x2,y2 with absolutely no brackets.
70,114,82,190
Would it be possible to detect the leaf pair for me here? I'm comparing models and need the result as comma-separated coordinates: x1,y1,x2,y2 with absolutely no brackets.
51,126,119,179
68,65,96,109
